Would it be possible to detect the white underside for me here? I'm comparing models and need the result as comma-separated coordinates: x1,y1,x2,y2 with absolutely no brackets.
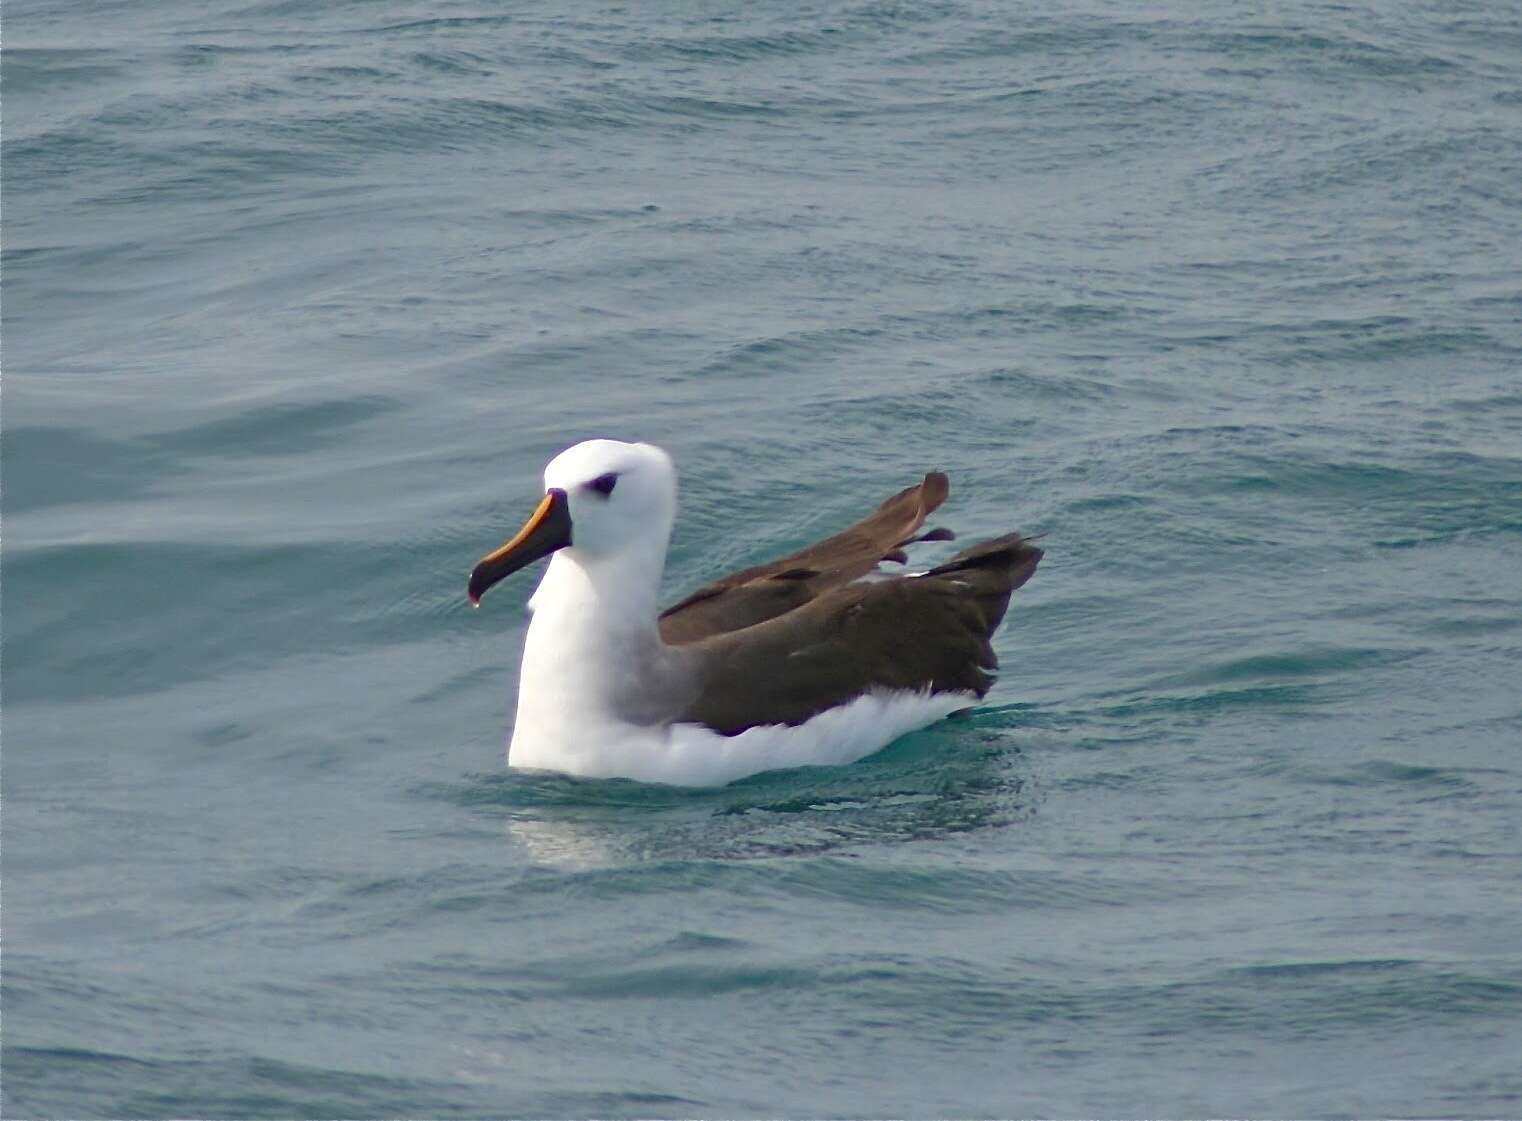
508,688,977,787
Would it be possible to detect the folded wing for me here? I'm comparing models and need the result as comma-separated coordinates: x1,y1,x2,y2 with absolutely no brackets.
679,532,1043,734
658,471,952,644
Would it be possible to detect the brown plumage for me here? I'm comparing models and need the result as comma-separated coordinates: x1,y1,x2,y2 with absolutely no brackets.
657,473,1043,735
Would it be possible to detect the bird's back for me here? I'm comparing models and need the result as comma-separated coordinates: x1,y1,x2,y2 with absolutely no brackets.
678,531,1042,735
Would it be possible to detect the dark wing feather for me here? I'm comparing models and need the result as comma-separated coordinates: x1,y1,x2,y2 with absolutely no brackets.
658,471,951,644
678,534,1043,735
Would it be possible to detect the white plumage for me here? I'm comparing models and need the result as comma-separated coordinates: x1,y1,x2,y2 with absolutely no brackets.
509,687,974,787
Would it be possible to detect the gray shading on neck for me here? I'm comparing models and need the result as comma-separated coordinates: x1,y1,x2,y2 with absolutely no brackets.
599,626,703,728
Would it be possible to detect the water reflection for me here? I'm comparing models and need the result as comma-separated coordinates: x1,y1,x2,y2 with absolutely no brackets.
472,721,1034,868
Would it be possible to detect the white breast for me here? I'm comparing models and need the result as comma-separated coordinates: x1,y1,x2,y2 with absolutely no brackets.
509,687,976,787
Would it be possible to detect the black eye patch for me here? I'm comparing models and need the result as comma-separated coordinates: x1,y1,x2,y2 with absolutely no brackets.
586,472,619,497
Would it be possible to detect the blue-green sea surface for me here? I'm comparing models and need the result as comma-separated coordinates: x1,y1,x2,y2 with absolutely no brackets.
4,0,1522,1116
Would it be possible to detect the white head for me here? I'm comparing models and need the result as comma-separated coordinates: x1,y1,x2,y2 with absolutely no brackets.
468,439,678,605
543,439,677,560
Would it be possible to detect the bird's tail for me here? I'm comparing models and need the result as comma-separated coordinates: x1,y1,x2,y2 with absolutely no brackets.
923,532,1043,633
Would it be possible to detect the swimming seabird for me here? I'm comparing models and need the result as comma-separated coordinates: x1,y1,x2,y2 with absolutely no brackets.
468,439,1042,786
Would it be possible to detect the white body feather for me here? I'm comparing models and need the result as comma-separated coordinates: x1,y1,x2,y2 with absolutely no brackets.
511,682,973,787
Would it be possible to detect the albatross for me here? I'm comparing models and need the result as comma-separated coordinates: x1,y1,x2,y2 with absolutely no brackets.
468,439,1042,786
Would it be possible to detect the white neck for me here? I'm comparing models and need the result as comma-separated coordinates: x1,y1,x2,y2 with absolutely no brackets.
527,537,666,635
510,541,678,765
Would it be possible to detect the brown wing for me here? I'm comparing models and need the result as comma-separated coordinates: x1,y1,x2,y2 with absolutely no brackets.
678,533,1043,735
658,471,952,644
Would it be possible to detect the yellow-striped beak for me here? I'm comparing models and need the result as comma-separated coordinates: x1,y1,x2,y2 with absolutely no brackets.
468,488,573,606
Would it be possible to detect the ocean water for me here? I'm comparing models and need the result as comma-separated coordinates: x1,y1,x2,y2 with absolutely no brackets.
4,0,1522,1115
